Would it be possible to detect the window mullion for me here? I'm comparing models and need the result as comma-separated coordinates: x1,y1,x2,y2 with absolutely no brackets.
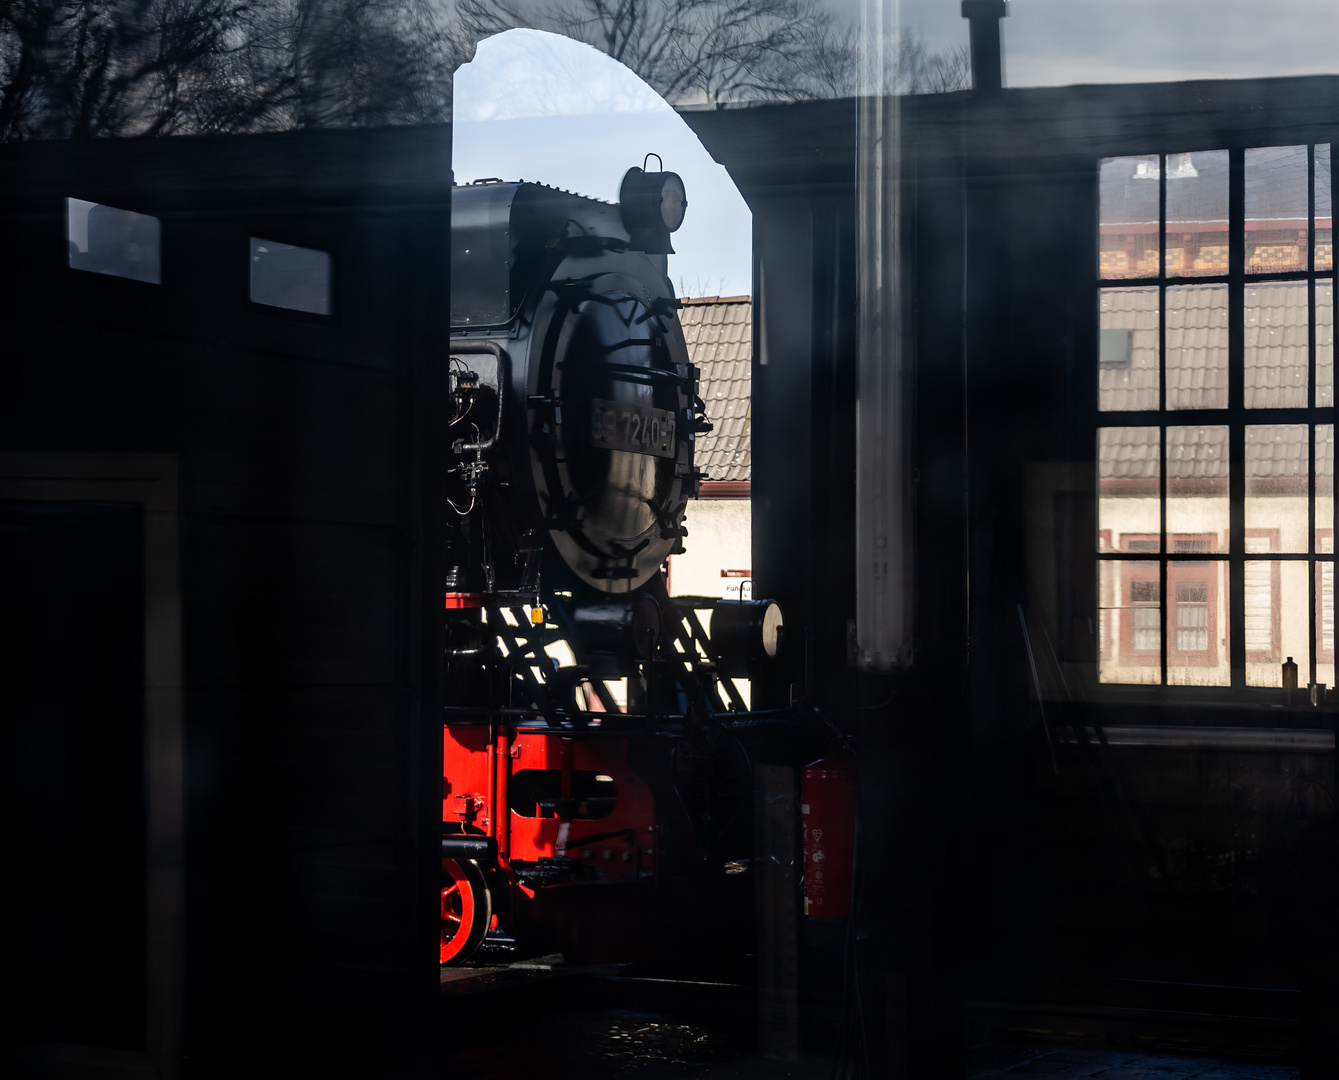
1228,147,1246,689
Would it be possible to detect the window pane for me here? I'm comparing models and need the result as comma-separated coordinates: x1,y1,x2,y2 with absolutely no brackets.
1100,156,1160,279
1099,427,1160,552
1244,560,1310,687
1246,146,1309,273
250,238,332,315
1320,560,1335,690
1319,280,1333,408
1167,560,1229,685
1165,150,1228,278
1098,560,1161,685
1245,282,1308,408
1098,287,1159,411
1319,425,1334,555
1245,424,1308,553
1166,425,1229,550
1166,284,1227,410
66,198,161,284
1317,144,1332,272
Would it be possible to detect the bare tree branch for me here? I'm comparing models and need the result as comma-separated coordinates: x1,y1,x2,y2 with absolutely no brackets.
0,0,966,141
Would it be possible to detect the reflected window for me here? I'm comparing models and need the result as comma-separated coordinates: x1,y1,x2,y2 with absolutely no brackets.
1099,156,1160,279
1166,150,1229,278
67,198,161,284
1096,145,1332,690
250,238,332,315
1246,146,1309,273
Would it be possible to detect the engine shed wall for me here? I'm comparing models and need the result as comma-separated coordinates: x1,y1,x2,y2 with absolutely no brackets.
0,124,454,1074
685,76,1339,1072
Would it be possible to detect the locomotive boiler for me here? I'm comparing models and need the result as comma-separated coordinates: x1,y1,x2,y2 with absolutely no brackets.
439,163,786,964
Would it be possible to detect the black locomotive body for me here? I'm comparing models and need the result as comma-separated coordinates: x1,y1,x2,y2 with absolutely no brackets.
439,169,788,966
446,177,707,601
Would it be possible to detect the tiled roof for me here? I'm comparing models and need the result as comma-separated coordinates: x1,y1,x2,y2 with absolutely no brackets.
680,295,751,482
1099,426,1159,479
1100,148,1317,225
1246,145,1310,220
1098,287,1158,411
1100,423,1329,480
1100,280,1333,412
1168,284,1229,409
1246,282,1310,408
1167,424,1228,479
1246,424,1310,478
1100,152,1231,228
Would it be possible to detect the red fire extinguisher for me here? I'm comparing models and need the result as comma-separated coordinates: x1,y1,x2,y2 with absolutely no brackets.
801,755,857,918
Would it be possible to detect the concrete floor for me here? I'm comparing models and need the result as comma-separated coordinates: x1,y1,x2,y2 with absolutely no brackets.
966,1044,1298,1079
437,959,1299,1079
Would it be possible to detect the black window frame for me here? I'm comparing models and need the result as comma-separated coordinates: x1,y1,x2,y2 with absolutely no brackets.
1096,145,1336,693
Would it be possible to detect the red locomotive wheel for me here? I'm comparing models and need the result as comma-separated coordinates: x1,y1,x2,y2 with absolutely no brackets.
441,857,491,965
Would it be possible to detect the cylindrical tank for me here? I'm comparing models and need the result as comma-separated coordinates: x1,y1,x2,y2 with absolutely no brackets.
711,599,784,660
801,755,858,919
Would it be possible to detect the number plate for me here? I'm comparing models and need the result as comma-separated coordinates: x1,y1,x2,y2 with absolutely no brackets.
588,399,677,459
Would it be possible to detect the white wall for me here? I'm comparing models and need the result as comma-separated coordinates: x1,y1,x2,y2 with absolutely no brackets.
668,497,751,598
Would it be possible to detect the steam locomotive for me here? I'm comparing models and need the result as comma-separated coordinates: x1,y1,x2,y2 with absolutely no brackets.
440,162,786,963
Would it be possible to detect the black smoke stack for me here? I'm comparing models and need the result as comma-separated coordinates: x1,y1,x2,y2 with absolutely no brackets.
961,0,1008,94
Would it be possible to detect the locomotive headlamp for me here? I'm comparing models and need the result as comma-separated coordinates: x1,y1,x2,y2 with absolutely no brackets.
619,164,687,255
656,173,687,231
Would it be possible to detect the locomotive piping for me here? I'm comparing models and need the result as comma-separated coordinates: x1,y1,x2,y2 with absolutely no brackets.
450,338,509,453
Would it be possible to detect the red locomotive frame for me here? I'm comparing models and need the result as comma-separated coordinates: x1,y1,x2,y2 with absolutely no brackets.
441,721,656,962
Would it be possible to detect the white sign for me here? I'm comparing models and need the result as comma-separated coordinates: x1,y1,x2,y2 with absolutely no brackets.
721,569,752,601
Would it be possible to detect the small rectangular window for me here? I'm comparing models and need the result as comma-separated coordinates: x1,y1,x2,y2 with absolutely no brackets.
67,198,161,284
1098,328,1133,369
250,238,332,316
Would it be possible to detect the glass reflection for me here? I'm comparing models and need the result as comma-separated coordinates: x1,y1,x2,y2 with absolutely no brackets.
1319,281,1334,409
1098,427,1160,552
1244,560,1309,686
1245,146,1309,273
1319,425,1334,555
1098,560,1161,685
1245,282,1308,408
1099,156,1160,280
1166,285,1227,410
1167,560,1230,686
1317,144,1333,272
1244,425,1308,553
66,198,161,284
250,238,332,315
1321,560,1335,691
1166,425,1229,550
1166,150,1229,278
1098,287,1159,411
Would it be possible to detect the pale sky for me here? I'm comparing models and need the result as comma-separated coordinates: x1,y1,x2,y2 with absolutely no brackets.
451,7,1339,299
452,30,754,299
845,0,1339,86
